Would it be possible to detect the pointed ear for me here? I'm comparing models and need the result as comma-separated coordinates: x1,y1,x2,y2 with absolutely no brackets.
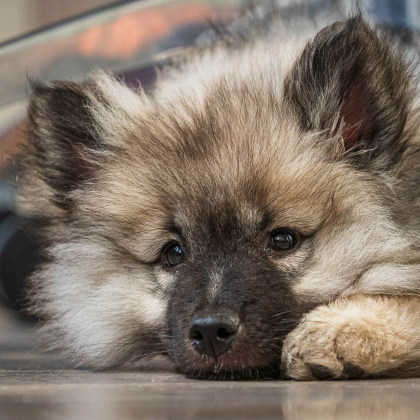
283,16,414,168
24,80,111,210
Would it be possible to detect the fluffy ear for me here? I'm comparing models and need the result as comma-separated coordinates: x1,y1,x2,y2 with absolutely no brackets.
21,75,145,216
23,80,111,210
283,15,414,168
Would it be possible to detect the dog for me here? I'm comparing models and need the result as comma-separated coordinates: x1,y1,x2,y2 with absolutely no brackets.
16,0,420,380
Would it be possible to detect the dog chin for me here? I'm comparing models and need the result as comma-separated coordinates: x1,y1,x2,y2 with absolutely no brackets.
172,349,283,380
183,364,282,381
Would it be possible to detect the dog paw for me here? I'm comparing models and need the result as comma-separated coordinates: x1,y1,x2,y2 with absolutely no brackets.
280,298,404,380
309,362,365,380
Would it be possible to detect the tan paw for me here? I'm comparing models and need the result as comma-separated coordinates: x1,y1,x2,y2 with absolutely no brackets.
281,298,406,380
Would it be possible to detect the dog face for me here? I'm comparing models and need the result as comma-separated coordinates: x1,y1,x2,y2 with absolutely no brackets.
19,16,419,378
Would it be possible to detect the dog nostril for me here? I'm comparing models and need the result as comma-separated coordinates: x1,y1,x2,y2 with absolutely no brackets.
217,327,236,340
189,329,203,341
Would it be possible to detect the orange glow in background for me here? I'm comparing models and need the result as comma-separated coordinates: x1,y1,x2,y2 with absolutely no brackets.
79,4,214,59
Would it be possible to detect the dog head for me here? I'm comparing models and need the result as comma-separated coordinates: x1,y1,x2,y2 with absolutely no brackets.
20,16,418,378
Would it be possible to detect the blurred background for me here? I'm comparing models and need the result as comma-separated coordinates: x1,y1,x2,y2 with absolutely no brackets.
0,0,417,333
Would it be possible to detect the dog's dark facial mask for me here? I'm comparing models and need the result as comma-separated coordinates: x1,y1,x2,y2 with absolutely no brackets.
164,192,306,379
20,16,415,378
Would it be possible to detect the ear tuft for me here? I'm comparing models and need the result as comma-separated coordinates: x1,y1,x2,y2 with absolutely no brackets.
283,15,414,168
24,79,109,209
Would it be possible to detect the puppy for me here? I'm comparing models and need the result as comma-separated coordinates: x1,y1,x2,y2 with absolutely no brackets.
17,0,420,380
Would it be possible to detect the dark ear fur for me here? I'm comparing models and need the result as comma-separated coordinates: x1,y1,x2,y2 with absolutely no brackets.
283,15,414,169
25,81,108,209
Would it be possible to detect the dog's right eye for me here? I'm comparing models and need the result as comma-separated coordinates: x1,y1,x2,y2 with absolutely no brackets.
163,243,184,268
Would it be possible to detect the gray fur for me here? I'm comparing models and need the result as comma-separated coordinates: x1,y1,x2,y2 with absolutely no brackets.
16,1,420,378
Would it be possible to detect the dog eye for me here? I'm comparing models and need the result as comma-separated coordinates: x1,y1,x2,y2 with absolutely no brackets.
268,229,299,251
164,243,184,267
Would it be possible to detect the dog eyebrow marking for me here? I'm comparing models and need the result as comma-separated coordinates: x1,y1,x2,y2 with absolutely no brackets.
163,220,184,238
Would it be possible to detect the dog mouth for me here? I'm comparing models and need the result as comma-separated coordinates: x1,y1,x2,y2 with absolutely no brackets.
167,339,285,380
183,363,283,380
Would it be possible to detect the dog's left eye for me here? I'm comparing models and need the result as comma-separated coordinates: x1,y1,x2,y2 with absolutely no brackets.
267,229,299,251
163,243,184,267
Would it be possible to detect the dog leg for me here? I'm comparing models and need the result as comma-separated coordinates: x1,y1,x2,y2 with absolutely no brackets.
281,295,420,380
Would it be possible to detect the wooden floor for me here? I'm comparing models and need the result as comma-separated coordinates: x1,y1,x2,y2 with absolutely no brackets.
1,307,420,420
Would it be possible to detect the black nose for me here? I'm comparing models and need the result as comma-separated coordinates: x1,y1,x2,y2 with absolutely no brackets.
189,312,240,360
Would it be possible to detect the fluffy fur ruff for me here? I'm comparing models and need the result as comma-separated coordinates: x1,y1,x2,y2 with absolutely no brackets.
16,0,420,379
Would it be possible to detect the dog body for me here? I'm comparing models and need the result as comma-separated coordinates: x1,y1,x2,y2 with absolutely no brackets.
18,0,420,379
